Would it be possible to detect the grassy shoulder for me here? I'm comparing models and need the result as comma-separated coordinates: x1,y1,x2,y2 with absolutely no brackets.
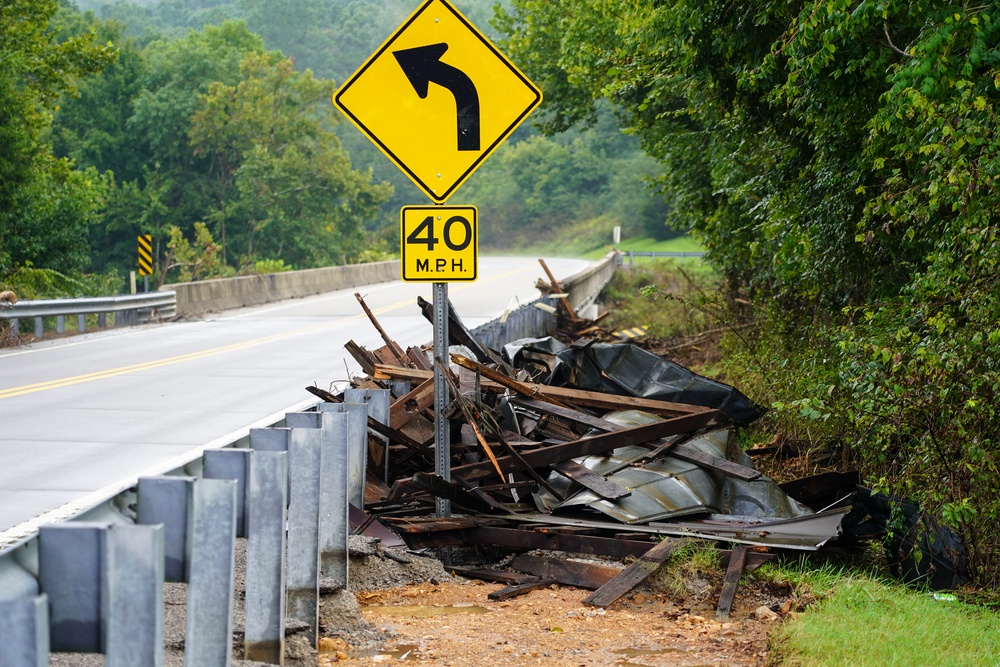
767,571,1000,666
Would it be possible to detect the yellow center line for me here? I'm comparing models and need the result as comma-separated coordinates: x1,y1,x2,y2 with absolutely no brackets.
0,265,533,400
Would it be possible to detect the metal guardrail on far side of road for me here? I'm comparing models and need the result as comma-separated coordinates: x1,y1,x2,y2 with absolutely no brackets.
0,291,177,340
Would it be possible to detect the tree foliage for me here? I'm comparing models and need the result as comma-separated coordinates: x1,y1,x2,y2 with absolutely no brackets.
0,0,115,275
496,1,1000,584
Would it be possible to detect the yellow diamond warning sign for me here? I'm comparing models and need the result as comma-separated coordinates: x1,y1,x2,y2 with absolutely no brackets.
333,0,542,203
401,206,477,282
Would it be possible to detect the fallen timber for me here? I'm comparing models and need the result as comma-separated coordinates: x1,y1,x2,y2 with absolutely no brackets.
329,266,863,617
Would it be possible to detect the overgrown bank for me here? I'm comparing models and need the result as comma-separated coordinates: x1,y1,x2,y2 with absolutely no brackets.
499,2,1000,589
601,259,995,588
603,259,1000,664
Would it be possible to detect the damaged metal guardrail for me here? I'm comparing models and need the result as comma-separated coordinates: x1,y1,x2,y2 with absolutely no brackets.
0,291,177,340
0,394,380,666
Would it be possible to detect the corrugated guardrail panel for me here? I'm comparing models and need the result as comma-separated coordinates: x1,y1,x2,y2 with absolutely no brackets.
561,251,619,312
471,251,619,349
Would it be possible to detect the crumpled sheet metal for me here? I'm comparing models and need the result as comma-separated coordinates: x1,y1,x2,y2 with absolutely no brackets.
542,444,723,523
535,418,812,527
502,337,765,426
648,508,849,551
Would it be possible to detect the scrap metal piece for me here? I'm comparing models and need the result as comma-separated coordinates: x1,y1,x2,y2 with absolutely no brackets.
649,507,849,550
449,409,726,483
540,422,812,524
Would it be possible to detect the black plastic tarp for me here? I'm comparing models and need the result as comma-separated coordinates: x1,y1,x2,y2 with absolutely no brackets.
503,338,765,426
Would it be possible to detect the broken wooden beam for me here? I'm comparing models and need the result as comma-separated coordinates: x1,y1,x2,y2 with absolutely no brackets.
583,538,688,607
345,340,379,376
551,460,631,500
539,258,579,321
716,545,748,621
372,365,716,418
450,354,573,409
512,554,620,590
355,292,411,367
389,378,436,430
448,566,539,586
488,579,554,601
510,396,624,433
669,443,762,481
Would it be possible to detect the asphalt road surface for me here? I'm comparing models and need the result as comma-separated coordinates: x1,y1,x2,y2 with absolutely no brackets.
0,256,589,538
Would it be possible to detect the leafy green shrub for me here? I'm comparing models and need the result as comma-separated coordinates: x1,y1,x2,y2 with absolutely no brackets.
602,260,721,341
2,264,122,299
246,258,293,275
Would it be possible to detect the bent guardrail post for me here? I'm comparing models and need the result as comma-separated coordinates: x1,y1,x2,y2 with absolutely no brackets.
38,522,108,653
319,411,350,588
284,410,350,588
104,524,164,667
345,388,391,484
286,427,322,647
319,402,367,509
185,478,238,667
137,477,196,582
0,594,48,667
245,450,288,664
203,449,252,538
250,427,290,453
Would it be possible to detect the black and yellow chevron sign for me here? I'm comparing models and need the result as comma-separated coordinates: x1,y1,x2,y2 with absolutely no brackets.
138,234,153,276
613,325,649,340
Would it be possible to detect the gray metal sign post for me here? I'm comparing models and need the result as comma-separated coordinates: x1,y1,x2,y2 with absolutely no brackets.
433,281,451,518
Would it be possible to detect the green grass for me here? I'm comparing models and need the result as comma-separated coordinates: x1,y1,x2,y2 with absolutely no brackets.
770,575,1000,666
577,234,706,260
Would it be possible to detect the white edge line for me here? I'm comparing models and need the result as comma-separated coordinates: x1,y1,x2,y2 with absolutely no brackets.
0,396,322,551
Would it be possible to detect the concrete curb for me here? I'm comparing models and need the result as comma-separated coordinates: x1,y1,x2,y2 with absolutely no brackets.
166,261,400,316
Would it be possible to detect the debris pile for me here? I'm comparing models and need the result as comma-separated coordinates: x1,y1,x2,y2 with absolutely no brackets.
315,264,967,618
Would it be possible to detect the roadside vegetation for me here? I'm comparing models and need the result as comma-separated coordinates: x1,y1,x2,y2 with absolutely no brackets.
606,260,1000,664
498,1,1000,594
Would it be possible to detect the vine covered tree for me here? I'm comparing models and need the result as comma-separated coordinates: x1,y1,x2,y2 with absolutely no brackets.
495,1,1000,583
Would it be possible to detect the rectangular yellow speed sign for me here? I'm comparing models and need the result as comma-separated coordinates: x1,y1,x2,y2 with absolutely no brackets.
401,206,477,282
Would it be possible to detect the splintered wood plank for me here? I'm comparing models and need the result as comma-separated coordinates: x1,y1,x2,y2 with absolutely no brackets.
450,355,573,409
382,516,484,533
372,366,719,418
552,460,631,500
583,538,687,607
389,378,435,429
669,443,762,481
488,579,554,601
510,396,624,432
346,340,379,375
511,554,621,590
406,346,432,371
539,258,579,321
716,546,748,621
448,566,539,586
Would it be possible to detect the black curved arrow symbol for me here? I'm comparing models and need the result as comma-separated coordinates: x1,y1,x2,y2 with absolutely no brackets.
393,43,480,151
